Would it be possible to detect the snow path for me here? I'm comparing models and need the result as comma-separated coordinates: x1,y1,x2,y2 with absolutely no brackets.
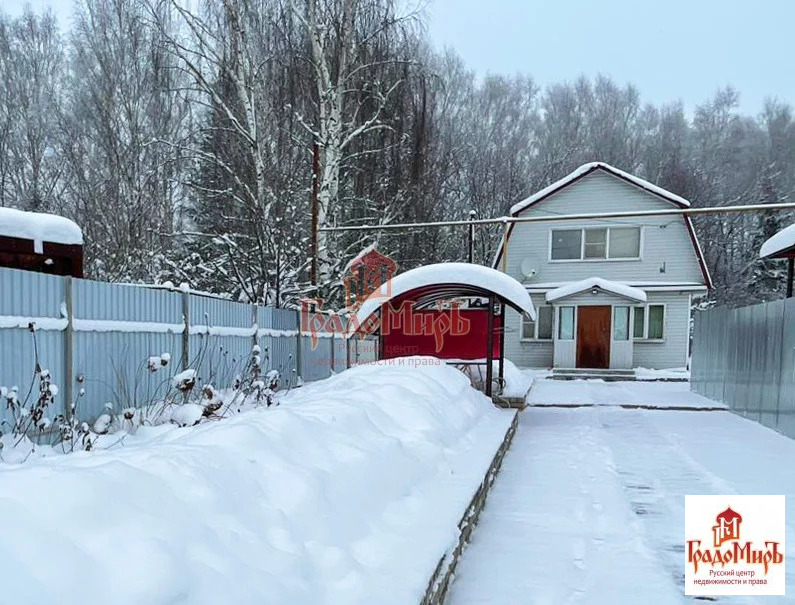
528,378,725,409
449,407,795,604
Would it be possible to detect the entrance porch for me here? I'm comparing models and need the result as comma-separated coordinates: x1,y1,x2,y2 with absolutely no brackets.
545,278,647,370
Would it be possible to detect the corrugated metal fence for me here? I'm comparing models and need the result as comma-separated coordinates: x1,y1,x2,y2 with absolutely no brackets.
691,298,795,438
0,267,377,425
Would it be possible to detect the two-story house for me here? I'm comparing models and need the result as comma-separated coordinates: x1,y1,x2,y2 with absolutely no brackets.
495,162,711,370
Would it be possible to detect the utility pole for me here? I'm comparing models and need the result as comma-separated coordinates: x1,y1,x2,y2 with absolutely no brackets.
468,209,476,263
310,142,320,287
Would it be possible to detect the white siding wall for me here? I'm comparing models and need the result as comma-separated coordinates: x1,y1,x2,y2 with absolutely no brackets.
502,170,705,284
501,169,705,369
633,291,691,369
504,294,553,368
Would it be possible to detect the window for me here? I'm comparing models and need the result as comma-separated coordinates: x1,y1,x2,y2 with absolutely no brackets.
521,306,553,340
558,306,575,340
550,227,641,261
584,228,607,259
608,227,641,259
632,304,665,339
537,306,553,339
521,314,535,339
648,305,665,339
550,229,582,260
633,306,645,338
613,306,629,340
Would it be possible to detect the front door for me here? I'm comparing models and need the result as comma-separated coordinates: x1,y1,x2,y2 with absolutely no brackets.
576,306,611,368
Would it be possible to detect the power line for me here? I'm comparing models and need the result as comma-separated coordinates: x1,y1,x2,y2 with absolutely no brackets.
318,202,795,233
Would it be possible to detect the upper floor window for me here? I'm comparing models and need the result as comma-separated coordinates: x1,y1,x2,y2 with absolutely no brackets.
550,227,641,261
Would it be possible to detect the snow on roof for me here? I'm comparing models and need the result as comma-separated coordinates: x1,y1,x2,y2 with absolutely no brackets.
510,162,691,216
545,277,647,304
354,262,536,327
760,223,795,259
0,207,83,248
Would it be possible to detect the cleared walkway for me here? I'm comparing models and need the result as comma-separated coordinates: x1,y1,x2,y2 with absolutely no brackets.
449,383,795,604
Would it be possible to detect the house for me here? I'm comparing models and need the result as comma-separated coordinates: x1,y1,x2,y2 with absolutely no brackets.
495,162,711,370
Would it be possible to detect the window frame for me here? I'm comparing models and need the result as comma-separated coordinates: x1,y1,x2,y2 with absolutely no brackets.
613,306,630,341
558,306,575,341
520,306,554,341
632,303,666,341
548,226,643,263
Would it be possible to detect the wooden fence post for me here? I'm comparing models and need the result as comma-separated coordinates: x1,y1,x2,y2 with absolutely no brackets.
63,276,74,420
181,290,190,371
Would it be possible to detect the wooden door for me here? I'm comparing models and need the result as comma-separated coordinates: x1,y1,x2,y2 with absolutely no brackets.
576,306,611,369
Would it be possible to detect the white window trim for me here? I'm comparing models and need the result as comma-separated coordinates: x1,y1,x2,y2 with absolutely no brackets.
520,306,553,342
548,226,644,263
612,305,631,342
557,305,576,341
632,303,666,342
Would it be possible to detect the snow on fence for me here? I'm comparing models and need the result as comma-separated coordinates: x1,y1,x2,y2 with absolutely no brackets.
691,297,795,438
0,267,377,426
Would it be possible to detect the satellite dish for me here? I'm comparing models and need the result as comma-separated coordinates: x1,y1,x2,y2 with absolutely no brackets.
520,257,539,280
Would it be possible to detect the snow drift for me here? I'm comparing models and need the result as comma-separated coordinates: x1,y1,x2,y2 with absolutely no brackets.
0,358,513,605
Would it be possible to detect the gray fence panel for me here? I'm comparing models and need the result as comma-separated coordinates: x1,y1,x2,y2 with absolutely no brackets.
355,338,378,365
72,279,184,419
300,335,332,383
777,299,795,437
691,298,795,439
258,307,300,387
0,328,65,428
1,268,380,432
0,268,67,427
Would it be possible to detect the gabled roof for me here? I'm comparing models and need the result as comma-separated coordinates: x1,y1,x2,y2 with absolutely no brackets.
494,162,712,289
545,277,647,304
510,162,691,216
760,223,795,259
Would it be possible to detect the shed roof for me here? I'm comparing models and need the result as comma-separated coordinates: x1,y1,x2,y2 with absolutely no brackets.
0,207,83,246
353,262,536,329
760,223,795,259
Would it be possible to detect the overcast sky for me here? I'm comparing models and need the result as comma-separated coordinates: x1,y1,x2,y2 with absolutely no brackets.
427,0,794,115
4,0,793,115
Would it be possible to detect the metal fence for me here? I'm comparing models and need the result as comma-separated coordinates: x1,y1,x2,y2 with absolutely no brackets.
691,298,795,438
0,267,377,425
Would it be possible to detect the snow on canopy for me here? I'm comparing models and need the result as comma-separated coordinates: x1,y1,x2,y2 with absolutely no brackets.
0,207,83,246
760,223,795,258
510,162,691,216
354,262,536,328
545,277,647,304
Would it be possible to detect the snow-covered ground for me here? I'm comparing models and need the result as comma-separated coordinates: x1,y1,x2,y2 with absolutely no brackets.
450,390,795,603
0,359,514,605
528,378,724,409
634,366,690,381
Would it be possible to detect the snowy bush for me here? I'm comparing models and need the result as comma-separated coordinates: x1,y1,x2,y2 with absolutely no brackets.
1,332,291,464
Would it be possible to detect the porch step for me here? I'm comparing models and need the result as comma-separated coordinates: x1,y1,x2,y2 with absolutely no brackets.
551,368,636,381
